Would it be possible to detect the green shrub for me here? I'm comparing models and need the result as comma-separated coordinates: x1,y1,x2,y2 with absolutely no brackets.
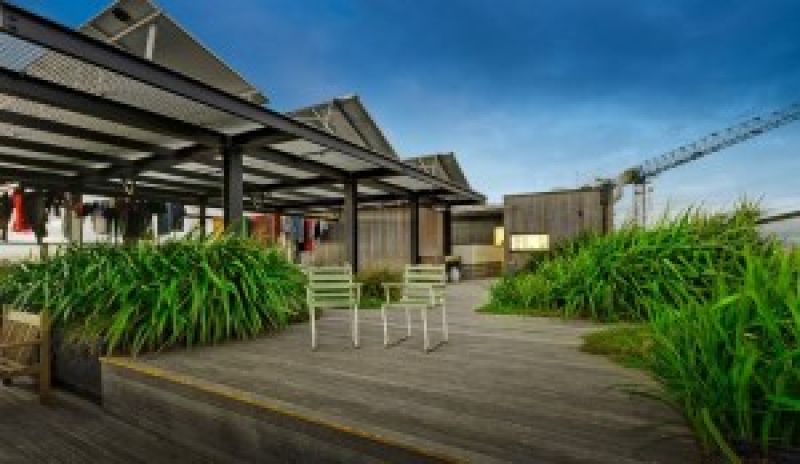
0,234,306,355
356,268,403,300
487,203,767,321
648,247,800,459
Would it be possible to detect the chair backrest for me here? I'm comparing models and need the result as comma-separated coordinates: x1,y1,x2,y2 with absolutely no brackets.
1,309,42,366
305,265,357,309
402,264,446,302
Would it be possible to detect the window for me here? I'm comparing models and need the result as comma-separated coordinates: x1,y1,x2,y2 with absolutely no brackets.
510,234,549,251
493,226,505,247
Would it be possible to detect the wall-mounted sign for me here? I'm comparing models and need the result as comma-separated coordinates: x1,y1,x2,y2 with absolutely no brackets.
510,234,549,251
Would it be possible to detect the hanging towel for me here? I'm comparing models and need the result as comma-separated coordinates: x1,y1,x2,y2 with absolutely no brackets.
12,189,30,233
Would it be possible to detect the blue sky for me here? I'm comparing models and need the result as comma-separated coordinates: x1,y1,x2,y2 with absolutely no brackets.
16,0,800,219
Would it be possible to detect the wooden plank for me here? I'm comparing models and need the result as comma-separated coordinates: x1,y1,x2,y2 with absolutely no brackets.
137,280,698,463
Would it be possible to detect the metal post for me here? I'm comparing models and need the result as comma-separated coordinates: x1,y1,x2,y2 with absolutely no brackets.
442,206,452,258
343,180,358,272
222,139,244,231
199,200,207,237
409,195,420,265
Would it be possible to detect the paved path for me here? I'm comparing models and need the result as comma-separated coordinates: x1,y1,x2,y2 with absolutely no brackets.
141,279,699,463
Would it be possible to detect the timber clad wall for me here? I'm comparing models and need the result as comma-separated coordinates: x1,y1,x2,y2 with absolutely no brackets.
310,206,443,271
504,188,612,270
453,217,499,245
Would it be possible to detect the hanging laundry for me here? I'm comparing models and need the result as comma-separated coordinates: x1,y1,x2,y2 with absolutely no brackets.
12,189,30,233
170,203,186,232
0,192,11,240
303,219,314,251
250,214,269,245
291,215,304,243
92,200,112,235
27,192,47,240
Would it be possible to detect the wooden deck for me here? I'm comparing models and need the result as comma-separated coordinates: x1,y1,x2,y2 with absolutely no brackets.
0,384,217,463
138,279,699,463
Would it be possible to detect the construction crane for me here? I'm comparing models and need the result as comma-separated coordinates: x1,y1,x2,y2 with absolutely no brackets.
611,101,800,224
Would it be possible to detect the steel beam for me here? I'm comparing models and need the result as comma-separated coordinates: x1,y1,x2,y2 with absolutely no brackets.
0,68,221,146
0,135,131,166
343,180,358,272
0,170,202,202
222,141,244,228
246,146,407,195
409,195,420,265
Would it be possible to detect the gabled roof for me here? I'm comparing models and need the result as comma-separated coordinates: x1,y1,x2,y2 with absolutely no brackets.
407,153,472,190
80,0,266,105
289,95,398,157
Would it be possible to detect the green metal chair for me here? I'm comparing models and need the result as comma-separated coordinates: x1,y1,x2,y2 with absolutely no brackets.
305,265,362,350
381,264,448,352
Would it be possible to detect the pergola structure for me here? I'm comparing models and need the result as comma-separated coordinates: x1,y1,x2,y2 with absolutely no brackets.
0,4,483,270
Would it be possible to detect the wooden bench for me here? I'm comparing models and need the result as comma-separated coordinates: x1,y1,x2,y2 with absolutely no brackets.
305,266,362,350
0,308,51,402
381,265,448,352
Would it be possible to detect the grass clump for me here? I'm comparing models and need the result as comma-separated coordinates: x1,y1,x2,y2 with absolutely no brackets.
0,234,306,355
486,203,764,321
356,268,403,309
580,325,652,369
647,248,800,461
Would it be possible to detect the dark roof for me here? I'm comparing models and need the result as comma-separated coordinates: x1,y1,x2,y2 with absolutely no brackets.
289,95,397,157
407,153,472,190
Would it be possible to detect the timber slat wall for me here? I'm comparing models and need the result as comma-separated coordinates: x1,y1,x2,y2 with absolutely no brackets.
504,188,612,270
311,206,443,271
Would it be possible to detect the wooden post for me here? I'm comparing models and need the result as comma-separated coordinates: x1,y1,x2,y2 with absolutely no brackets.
409,195,420,265
343,180,358,272
199,200,207,237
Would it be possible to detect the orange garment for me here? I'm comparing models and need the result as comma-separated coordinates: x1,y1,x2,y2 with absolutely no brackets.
250,214,269,245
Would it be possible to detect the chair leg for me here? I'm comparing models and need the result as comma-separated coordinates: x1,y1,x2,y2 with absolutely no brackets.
405,307,412,338
310,306,317,350
442,302,448,343
381,305,389,348
353,305,360,348
422,307,430,352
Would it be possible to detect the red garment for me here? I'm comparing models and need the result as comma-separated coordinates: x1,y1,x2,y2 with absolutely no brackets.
303,219,314,251
12,189,30,233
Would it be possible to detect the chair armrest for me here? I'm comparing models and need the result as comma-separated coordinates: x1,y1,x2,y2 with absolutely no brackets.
381,283,405,289
351,282,362,301
0,339,41,350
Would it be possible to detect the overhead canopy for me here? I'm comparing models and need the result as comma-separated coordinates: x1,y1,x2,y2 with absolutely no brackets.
0,3,484,214
81,0,267,104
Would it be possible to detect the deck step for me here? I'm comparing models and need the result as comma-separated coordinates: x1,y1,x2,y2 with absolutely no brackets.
100,357,461,464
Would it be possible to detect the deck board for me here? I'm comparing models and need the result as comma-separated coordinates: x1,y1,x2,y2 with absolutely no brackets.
141,279,700,463
0,384,221,463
